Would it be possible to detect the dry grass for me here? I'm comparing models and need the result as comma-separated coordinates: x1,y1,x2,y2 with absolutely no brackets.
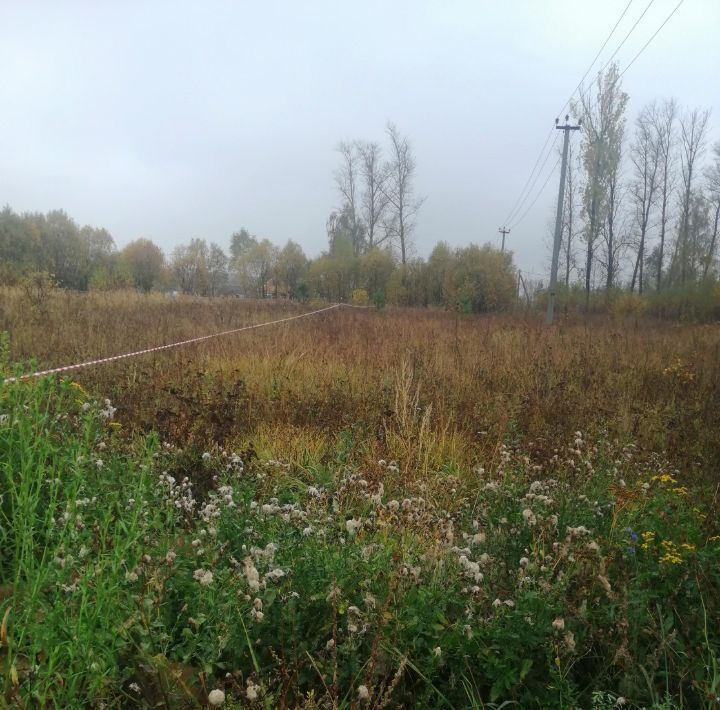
3,287,720,707
2,286,719,475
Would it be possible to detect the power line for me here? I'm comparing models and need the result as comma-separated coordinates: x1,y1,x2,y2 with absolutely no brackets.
518,268,545,279
507,133,560,229
556,0,634,118
505,0,687,282
507,1,660,233
506,133,560,227
502,127,555,226
501,0,639,228
508,154,562,231
619,0,686,78
576,0,657,109
598,0,657,74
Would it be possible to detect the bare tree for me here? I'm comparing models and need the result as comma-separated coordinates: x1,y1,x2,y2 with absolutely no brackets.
333,141,367,256
334,141,360,228
357,141,389,250
703,141,720,279
651,99,677,289
677,107,711,284
382,123,423,266
629,102,662,294
560,140,579,291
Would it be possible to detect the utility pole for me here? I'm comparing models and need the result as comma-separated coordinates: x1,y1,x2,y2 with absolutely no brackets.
519,271,531,309
498,226,510,253
546,115,581,325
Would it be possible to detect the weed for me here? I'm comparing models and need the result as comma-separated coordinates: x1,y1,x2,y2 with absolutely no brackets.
1,294,719,707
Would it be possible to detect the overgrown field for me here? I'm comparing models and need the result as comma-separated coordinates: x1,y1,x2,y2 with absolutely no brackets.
1,290,719,708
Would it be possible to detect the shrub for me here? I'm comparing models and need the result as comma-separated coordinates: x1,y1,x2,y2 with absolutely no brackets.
351,288,370,306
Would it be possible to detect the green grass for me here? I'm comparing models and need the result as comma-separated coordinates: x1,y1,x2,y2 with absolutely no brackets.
1,378,719,707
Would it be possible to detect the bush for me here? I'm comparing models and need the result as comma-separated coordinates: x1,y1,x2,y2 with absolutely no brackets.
612,292,648,317
20,271,57,316
351,288,370,306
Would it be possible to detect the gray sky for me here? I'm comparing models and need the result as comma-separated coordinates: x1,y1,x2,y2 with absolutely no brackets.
1,0,718,273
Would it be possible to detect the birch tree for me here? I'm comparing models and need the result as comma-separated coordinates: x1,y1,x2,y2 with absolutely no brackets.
629,102,662,294
652,99,678,289
560,141,579,290
703,142,720,279
357,141,389,250
333,142,366,255
382,123,423,266
677,107,711,285
334,141,360,226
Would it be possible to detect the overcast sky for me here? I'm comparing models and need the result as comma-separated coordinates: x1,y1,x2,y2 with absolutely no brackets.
1,0,718,273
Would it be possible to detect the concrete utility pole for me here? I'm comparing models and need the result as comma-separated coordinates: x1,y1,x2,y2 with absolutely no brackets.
498,226,510,253
546,115,581,325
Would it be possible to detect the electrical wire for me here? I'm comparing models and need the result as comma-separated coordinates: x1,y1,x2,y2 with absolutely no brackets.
506,0,687,273
620,0,685,78
502,127,555,227
508,154,562,231
503,0,680,241
501,0,639,228
575,0,657,109
555,0,634,118
508,134,561,229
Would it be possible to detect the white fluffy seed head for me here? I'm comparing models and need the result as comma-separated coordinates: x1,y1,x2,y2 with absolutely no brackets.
208,688,225,706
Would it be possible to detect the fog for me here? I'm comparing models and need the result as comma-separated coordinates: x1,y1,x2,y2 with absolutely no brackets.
1,0,718,273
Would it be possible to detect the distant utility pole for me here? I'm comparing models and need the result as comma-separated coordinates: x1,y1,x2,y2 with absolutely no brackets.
546,115,581,325
498,226,510,253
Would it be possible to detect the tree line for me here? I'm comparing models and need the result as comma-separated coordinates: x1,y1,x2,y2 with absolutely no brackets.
0,200,517,312
2,100,718,318
556,64,719,310
0,120,518,312
0,202,517,311
0,207,515,311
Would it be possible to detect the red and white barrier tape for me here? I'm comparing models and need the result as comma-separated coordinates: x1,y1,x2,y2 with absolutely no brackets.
3,303,344,385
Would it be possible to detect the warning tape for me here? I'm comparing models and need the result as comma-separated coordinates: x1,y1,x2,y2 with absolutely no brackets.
3,303,344,385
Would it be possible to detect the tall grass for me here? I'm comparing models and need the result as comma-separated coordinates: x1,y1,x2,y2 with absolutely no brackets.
1,290,719,706
1,378,719,707
1,288,719,472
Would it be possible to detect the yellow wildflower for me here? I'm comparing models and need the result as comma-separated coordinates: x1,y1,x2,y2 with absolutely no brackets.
70,381,89,396
651,474,677,485
641,531,655,551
